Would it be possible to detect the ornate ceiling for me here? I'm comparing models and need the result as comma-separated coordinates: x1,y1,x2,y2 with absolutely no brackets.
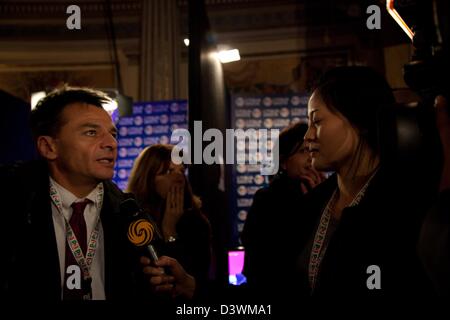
0,0,371,41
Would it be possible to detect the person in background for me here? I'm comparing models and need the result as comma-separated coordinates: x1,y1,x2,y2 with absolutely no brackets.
418,95,450,295
241,122,325,300
297,66,433,295
127,144,212,298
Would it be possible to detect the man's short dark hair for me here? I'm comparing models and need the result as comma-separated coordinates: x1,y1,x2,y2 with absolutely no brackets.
30,86,111,140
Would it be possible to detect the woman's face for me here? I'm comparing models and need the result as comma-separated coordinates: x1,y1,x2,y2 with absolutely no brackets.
282,142,312,180
154,161,185,199
304,91,360,172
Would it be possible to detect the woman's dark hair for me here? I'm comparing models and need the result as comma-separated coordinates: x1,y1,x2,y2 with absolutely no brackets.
277,122,309,163
127,144,201,221
313,66,395,155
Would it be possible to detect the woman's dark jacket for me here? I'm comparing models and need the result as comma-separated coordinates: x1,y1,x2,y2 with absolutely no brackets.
241,173,313,300
294,168,434,296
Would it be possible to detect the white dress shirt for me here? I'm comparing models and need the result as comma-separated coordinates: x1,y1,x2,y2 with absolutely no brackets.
50,177,106,300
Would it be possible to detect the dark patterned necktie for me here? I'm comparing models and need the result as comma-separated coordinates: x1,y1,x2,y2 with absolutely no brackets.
63,199,92,300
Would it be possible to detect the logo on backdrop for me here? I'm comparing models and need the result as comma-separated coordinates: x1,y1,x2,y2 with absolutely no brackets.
170,121,280,175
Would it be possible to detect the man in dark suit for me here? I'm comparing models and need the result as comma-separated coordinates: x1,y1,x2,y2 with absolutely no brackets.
0,87,147,300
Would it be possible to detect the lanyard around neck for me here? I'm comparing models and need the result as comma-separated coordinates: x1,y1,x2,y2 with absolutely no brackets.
308,168,379,291
49,180,103,281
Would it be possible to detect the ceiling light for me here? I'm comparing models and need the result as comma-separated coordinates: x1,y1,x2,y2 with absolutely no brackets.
386,0,414,40
217,49,240,63
103,99,118,112
31,91,46,110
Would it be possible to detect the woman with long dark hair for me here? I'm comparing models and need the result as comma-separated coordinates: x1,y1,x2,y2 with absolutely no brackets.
297,66,433,295
127,144,211,293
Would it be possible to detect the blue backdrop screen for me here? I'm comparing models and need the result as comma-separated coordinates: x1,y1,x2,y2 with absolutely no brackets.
229,93,309,245
113,100,188,191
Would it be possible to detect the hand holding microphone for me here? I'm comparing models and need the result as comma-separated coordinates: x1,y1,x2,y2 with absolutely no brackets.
121,197,195,299
140,255,196,299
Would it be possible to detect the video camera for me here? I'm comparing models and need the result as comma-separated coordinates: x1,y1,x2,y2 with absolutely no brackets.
394,0,450,104
378,0,448,195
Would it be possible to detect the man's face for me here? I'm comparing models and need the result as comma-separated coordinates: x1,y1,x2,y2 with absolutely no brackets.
49,103,118,187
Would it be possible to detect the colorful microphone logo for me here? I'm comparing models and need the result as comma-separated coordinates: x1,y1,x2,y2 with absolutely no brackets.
127,219,154,246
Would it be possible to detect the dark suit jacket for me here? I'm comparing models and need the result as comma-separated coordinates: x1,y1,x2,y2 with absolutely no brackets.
241,173,313,300
0,161,147,301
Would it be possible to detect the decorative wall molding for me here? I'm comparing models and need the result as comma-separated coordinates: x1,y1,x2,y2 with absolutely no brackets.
0,1,141,18
177,0,298,7
0,1,356,42
0,39,139,65
0,22,140,41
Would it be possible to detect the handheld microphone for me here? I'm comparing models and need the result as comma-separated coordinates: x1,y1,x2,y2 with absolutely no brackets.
120,197,164,263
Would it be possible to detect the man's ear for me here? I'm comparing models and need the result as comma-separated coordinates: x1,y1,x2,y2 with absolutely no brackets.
36,136,58,160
